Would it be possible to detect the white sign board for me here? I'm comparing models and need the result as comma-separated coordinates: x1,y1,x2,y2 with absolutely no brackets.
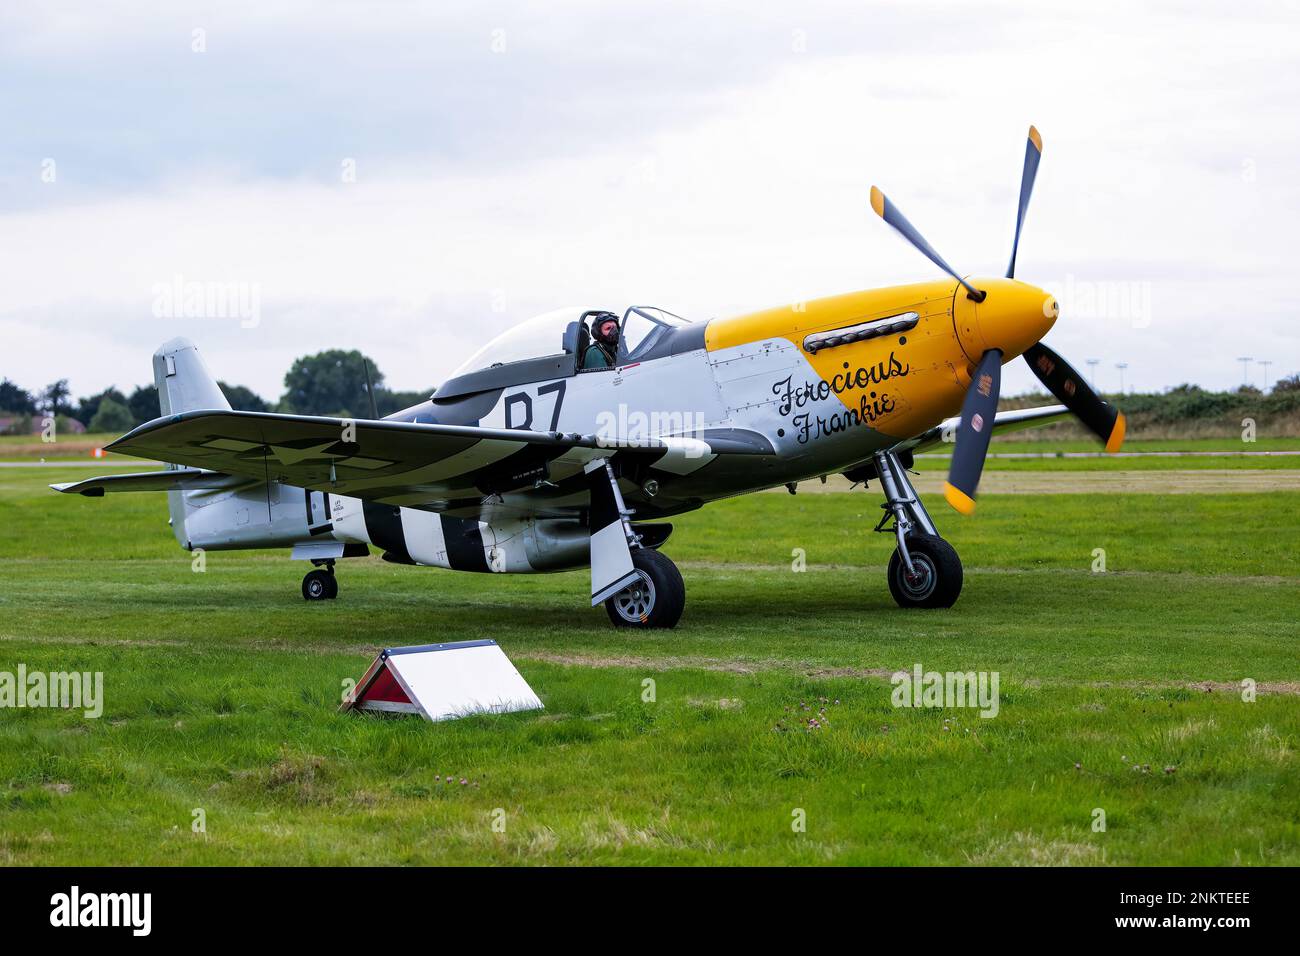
342,640,542,723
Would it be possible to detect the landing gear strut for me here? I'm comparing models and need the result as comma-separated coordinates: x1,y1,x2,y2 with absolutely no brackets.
587,457,686,629
872,450,963,608
302,559,338,601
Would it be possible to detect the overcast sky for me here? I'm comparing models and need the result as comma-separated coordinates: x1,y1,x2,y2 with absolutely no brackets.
2,0,1297,402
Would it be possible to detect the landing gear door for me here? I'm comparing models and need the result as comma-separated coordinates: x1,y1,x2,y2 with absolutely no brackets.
306,489,332,534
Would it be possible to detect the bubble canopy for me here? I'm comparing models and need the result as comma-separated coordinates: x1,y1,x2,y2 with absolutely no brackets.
453,306,692,376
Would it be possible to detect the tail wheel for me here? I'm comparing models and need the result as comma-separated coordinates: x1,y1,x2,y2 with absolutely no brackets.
605,549,685,629
888,533,962,609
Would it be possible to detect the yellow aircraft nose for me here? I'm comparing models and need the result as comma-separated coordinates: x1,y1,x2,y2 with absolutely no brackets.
953,278,1058,362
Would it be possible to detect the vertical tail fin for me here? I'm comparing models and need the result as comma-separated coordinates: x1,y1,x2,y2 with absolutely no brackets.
152,337,231,415
151,338,231,547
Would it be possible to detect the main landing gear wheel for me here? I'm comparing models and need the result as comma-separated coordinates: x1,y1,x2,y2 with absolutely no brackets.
302,568,338,601
605,549,685,629
888,533,962,609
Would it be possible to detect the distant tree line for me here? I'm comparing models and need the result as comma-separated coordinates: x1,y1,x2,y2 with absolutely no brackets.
7,356,1299,438
0,349,434,434
1000,377,1300,416
999,377,1300,439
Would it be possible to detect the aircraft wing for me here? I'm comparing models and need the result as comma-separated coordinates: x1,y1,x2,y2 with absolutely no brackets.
897,404,1070,454
50,467,252,496
105,409,758,508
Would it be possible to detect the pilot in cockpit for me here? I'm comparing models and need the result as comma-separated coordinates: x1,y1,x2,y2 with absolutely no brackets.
582,311,621,369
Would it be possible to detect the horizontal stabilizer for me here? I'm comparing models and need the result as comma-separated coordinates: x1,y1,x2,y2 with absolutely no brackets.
50,468,249,497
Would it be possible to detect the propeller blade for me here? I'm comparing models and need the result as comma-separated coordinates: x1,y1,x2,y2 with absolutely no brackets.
943,349,1003,515
1006,125,1043,279
870,186,985,302
1023,342,1126,452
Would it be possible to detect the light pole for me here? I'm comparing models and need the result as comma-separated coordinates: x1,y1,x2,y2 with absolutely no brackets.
1237,356,1252,388
1259,359,1272,392
1086,359,1100,386
1115,362,1128,394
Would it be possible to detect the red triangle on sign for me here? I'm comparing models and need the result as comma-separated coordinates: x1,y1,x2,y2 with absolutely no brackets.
359,664,411,704
346,660,419,715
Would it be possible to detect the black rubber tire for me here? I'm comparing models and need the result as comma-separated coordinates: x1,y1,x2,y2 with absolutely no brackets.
604,549,686,628
887,533,963,609
302,569,334,601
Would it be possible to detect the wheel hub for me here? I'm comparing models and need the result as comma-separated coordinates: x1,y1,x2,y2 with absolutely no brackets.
899,553,937,600
613,570,656,623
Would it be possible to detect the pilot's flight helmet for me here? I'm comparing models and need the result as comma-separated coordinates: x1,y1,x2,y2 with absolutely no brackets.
591,311,620,347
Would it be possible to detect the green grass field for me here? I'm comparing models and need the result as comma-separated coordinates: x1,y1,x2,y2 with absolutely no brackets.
1,447,1297,865
0,433,133,462
912,435,1300,471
